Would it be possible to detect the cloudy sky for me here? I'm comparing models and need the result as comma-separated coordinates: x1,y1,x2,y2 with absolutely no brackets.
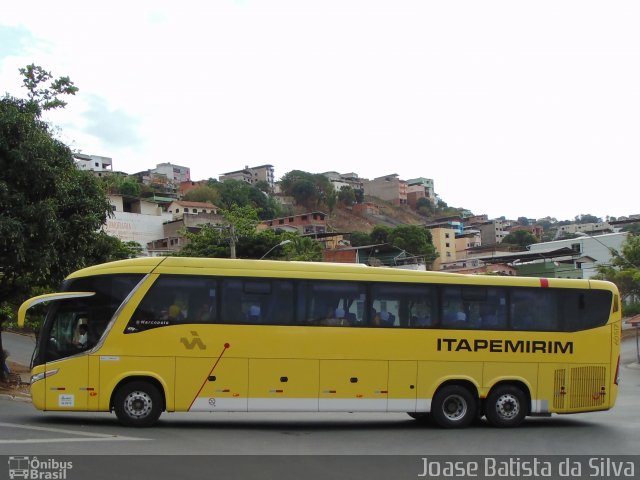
1,1,639,221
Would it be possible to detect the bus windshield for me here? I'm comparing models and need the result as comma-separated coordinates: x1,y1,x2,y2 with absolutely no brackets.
35,274,144,366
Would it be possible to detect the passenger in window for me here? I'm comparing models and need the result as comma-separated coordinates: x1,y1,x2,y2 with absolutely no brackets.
247,305,261,323
73,324,88,349
72,317,88,345
319,307,349,326
467,304,482,328
168,303,185,322
382,311,396,327
373,310,395,327
196,301,216,322
411,302,432,327
445,309,467,328
412,314,431,327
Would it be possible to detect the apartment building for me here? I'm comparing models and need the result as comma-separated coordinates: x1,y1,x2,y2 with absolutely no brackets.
166,200,218,220
509,224,544,241
362,174,407,205
73,153,113,177
147,212,225,256
553,221,614,239
429,227,458,270
472,219,508,245
220,164,275,190
322,171,365,192
262,212,327,235
152,163,191,183
104,195,173,254
405,177,436,209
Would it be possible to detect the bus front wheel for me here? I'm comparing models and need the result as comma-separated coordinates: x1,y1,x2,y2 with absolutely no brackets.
113,381,163,427
431,385,476,429
485,385,528,428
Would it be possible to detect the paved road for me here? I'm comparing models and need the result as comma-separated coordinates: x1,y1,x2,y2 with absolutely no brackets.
2,331,36,367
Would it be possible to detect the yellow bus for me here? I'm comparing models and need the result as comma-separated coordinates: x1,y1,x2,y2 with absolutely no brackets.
18,257,621,428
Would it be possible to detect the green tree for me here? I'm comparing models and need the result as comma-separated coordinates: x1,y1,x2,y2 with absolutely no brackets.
224,205,260,259
254,180,272,194
349,232,371,247
370,225,391,244
621,223,640,235
502,230,538,248
416,197,435,217
282,236,323,261
236,231,286,259
338,186,356,207
177,224,228,258
594,234,640,304
215,179,252,210
85,233,144,263
0,66,110,380
280,170,335,210
388,225,437,265
183,185,220,205
19,64,78,111
354,188,365,204
212,179,281,220
248,186,281,220
177,205,260,259
119,179,141,197
575,214,602,224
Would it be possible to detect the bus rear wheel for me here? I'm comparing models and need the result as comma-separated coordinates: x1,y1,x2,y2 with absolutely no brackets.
431,385,476,429
113,381,163,427
485,385,528,428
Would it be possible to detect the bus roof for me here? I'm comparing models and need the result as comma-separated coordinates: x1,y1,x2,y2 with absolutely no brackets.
65,257,616,292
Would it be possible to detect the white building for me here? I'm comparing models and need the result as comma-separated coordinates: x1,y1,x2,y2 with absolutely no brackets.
74,153,113,176
104,195,173,255
152,163,191,183
527,232,628,279
166,201,218,220
220,165,275,190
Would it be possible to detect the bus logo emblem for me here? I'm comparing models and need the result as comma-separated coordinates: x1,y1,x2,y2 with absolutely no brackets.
180,331,207,350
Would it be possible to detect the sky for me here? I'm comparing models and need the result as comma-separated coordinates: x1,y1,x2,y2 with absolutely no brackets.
1,1,639,221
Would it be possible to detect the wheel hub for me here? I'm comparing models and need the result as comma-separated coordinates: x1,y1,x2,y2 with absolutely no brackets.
442,395,467,420
125,391,152,418
496,394,519,419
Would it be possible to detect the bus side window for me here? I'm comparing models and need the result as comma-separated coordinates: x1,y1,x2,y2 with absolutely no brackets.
371,283,435,328
511,289,557,331
220,278,294,325
127,276,218,332
442,287,467,328
304,281,365,327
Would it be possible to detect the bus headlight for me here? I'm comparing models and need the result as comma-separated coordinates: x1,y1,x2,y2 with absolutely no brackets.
31,369,59,384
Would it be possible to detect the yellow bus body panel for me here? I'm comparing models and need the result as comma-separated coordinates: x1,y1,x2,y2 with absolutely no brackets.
25,257,621,419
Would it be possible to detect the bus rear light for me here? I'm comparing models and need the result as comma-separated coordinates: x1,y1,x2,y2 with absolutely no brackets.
615,355,620,385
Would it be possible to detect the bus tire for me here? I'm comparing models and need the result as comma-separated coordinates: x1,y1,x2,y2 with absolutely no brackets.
113,381,163,427
431,385,476,429
485,385,528,428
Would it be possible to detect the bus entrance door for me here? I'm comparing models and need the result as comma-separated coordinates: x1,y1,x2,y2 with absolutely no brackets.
44,356,89,411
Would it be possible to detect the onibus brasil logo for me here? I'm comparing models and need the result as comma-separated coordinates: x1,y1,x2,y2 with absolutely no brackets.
8,456,73,479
